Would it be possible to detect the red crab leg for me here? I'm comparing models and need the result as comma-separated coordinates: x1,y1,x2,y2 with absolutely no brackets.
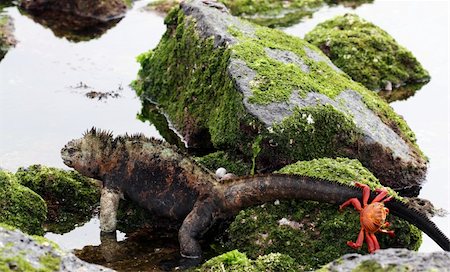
355,182,370,207
378,228,395,238
365,231,376,253
339,198,362,212
347,228,365,249
369,232,380,251
373,188,393,203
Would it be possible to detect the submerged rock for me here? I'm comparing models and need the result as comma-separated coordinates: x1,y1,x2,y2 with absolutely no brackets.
0,14,16,60
19,0,127,22
18,0,126,42
317,248,450,272
223,158,422,270
0,170,46,235
305,14,430,102
135,0,427,195
0,224,113,271
146,0,373,27
15,165,100,234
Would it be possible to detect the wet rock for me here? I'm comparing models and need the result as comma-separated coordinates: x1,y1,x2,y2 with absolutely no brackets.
0,224,113,271
224,158,422,270
19,0,127,22
0,170,46,235
135,0,427,195
305,13,430,102
0,14,16,60
318,248,450,271
15,165,100,234
18,0,126,42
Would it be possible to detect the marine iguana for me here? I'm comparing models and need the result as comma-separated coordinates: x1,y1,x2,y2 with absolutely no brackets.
61,128,450,263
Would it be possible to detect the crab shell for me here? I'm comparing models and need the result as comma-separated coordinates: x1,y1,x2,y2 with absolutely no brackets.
360,202,388,233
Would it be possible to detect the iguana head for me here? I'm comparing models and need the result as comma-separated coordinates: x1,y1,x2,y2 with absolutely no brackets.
61,128,114,179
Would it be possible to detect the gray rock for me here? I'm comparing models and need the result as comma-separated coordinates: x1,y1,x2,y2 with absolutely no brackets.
0,225,114,272
320,248,450,272
137,0,427,194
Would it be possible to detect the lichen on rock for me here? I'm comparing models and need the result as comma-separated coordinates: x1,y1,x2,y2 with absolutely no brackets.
15,165,100,234
223,158,422,270
316,248,450,272
305,13,430,101
0,224,112,272
135,0,427,195
0,170,47,235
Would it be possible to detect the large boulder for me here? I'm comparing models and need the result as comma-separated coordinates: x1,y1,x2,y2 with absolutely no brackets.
15,165,100,234
0,224,113,271
305,13,430,102
0,170,46,235
223,158,422,270
317,248,450,272
134,0,427,195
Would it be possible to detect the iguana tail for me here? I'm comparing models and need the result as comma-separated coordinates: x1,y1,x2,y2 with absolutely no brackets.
221,173,450,251
386,200,450,251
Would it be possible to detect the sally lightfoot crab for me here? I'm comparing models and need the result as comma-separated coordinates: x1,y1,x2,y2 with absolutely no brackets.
339,182,395,253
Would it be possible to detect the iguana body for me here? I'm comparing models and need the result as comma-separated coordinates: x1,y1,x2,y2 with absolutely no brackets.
61,129,450,260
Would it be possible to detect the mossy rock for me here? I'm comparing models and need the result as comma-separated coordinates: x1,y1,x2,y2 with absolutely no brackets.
135,0,426,195
146,0,373,28
0,14,15,61
0,170,47,235
316,248,450,272
195,250,302,271
223,158,422,270
15,165,100,234
305,13,430,101
0,224,112,272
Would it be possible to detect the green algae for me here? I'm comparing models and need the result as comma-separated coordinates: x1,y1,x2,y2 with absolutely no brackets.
15,165,100,234
195,250,301,271
0,170,47,235
135,8,257,151
305,13,430,95
195,151,251,176
224,158,421,270
278,157,402,200
228,25,422,155
220,0,324,27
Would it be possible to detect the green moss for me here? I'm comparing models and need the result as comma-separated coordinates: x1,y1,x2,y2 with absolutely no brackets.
135,8,258,150
224,158,421,270
264,105,360,163
305,14,430,95
0,170,47,235
15,165,100,234
278,157,402,200
219,0,324,27
196,250,301,271
195,151,251,176
228,24,422,157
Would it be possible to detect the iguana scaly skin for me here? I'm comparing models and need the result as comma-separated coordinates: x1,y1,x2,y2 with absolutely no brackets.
61,129,450,260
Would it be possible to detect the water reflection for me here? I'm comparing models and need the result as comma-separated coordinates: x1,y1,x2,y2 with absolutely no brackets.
20,9,122,42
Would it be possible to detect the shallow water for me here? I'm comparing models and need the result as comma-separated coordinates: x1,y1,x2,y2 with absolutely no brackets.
0,0,448,268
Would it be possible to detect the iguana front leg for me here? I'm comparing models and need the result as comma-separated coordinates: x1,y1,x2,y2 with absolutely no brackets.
100,186,121,233
178,197,217,261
